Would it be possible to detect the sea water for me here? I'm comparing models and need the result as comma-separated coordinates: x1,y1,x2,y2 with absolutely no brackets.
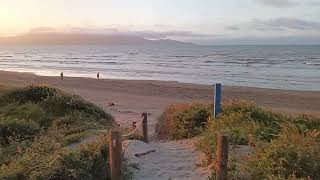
0,44,319,91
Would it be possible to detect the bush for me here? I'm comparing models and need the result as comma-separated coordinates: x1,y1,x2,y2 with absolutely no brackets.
0,118,40,145
195,100,320,178
246,124,320,179
0,103,46,123
0,134,111,180
197,100,320,160
197,100,284,162
0,85,117,179
0,85,114,145
41,94,112,120
62,131,89,146
155,103,210,140
0,85,60,105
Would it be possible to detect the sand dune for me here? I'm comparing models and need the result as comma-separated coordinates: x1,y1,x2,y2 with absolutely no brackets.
1,70,319,179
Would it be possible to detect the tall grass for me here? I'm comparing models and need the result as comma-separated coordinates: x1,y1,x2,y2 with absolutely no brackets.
0,134,111,179
156,100,320,179
155,103,210,140
246,124,320,179
201,100,320,179
0,85,114,146
0,85,117,179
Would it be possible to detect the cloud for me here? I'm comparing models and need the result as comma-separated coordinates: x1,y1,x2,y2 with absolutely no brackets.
225,25,241,31
195,35,320,45
226,18,320,31
256,0,296,8
255,0,320,8
29,27,58,33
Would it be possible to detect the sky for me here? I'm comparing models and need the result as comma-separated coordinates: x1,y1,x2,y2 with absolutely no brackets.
0,0,320,45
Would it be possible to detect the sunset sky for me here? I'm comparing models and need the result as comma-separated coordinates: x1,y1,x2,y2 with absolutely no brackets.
0,0,320,44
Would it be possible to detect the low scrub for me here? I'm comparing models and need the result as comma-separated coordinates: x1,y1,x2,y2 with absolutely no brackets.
194,100,320,179
0,134,111,179
246,124,320,179
155,103,210,140
198,100,284,162
0,85,117,179
0,85,114,145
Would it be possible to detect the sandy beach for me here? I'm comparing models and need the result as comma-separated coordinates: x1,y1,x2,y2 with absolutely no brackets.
1,70,319,121
1,70,319,137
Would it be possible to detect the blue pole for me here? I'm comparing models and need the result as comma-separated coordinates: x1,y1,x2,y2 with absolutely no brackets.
214,83,222,118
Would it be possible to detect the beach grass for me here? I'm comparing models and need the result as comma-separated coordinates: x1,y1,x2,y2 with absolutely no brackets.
155,103,210,140
0,85,120,179
156,100,320,179
0,84,15,95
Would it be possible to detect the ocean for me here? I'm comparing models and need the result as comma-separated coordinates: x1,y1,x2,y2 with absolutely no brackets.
0,44,319,91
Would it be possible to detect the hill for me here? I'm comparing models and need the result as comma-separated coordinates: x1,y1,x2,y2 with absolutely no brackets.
0,33,192,46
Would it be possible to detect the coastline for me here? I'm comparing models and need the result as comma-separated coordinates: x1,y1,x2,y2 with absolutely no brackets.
1,70,319,133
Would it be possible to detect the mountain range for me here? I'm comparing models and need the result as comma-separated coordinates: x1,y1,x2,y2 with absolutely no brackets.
0,33,192,46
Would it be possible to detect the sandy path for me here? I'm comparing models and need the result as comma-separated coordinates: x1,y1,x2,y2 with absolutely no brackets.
124,139,209,180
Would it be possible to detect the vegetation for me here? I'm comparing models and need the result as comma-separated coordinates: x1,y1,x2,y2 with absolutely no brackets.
246,124,320,179
155,103,210,140
156,100,320,179
0,85,117,179
0,85,14,96
197,100,285,163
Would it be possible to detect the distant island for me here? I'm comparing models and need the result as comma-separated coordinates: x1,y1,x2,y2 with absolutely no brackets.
0,33,193,46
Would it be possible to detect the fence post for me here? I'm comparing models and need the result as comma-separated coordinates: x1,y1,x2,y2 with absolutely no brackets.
142,113,148,143
132,121,137,129
216,133,229,180
109,130,123,180
213,83,222,118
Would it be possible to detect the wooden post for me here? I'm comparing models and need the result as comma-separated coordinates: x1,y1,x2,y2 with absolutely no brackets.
142,113,148,143
216,133,229,180
109,130,123,180
213,83,222,118
132,121,137,129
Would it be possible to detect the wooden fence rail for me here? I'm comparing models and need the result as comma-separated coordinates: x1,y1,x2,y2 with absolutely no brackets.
109,112,149,180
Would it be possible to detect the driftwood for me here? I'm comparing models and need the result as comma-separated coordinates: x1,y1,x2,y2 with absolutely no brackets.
135,149,156,157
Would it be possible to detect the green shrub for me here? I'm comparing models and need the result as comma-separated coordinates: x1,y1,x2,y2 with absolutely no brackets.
155,103,210,139
246,124,320,179
0,118,40,145
0,134,112,180
220,100,284,138
0,85,60,105
0,85,114,146
0,103,47,125
62,131,89,146
195,100,320,178
0,85,117,179
197,100,284,162
291,114,320,131
41,94,112,120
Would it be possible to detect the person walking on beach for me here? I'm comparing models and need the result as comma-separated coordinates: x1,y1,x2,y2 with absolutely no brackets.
60,72,63,80
97,72,100,79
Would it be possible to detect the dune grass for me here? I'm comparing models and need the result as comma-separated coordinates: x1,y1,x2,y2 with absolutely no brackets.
156,100,320,179
0,85,119,179
155,103,210,140
245,124,320,179
0,84,14,96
